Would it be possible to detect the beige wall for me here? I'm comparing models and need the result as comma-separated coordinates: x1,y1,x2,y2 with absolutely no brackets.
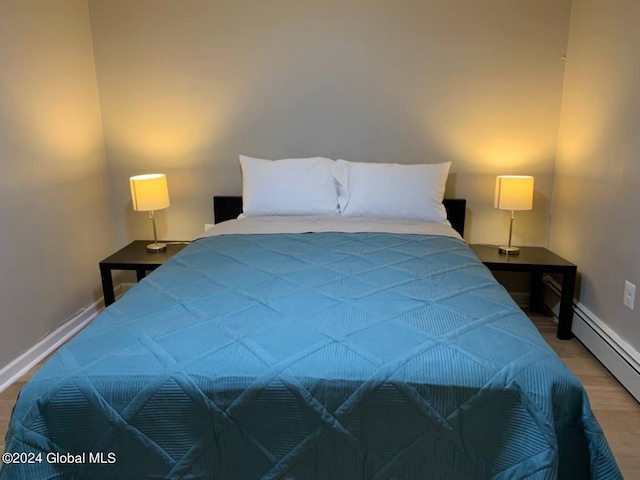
88,0,571,246
0,0,592,370
0,1,112,367
552,0,640,350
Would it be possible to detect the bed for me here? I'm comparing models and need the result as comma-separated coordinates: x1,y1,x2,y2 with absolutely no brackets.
0,204,620,479
1,193,621,479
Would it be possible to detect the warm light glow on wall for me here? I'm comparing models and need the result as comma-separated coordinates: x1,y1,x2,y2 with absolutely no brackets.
556,95,620,175
430,120,551,172
106,88,234,163
2,76,106,186
423,77,558,173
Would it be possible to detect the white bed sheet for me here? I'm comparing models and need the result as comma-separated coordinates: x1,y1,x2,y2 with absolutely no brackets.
197,215,463,240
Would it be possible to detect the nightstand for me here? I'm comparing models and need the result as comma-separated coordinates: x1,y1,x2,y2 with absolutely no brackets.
469,244,577,340
99,240,189,307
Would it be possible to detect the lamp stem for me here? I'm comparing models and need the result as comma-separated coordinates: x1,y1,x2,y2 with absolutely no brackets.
508,210,514,249
498,210,520,255
146,210,167,252
150,210,158,245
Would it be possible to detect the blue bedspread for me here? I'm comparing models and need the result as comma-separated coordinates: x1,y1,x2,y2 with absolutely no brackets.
2,233,621,479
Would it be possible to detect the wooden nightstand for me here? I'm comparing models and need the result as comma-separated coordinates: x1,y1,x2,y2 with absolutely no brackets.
99,240,190,307
469,244,577,340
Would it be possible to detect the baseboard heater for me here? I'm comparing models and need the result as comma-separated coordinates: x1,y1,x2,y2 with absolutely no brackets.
543,277,640,403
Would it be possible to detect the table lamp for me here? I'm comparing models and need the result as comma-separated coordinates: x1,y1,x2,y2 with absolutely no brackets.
130,173,170,252
494,175,534,255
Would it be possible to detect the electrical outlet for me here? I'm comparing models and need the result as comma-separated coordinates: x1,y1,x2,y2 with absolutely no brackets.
623,281,636,311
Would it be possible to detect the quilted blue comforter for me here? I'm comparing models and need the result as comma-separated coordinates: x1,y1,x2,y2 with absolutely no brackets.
2,233,621,479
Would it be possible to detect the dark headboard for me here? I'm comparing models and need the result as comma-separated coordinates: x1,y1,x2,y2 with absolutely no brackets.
213,196,466,237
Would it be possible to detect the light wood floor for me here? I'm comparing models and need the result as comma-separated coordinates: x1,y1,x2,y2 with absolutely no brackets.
1,313,639,478
530,314,640,479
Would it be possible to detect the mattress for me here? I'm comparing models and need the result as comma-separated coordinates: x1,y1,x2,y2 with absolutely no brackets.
1,219,621,479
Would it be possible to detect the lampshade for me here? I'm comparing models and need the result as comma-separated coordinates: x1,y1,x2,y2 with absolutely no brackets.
130,174,170,212
494,175,534,211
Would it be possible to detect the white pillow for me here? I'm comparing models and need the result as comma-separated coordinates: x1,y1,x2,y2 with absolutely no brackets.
337,159,451,223
240,155,340,216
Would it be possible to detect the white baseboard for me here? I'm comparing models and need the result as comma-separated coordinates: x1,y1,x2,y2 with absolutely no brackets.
544,278,640,403
0,288,120,394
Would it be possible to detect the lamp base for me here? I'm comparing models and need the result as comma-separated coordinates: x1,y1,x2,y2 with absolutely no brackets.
146,242,167,253
498,245,520,255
